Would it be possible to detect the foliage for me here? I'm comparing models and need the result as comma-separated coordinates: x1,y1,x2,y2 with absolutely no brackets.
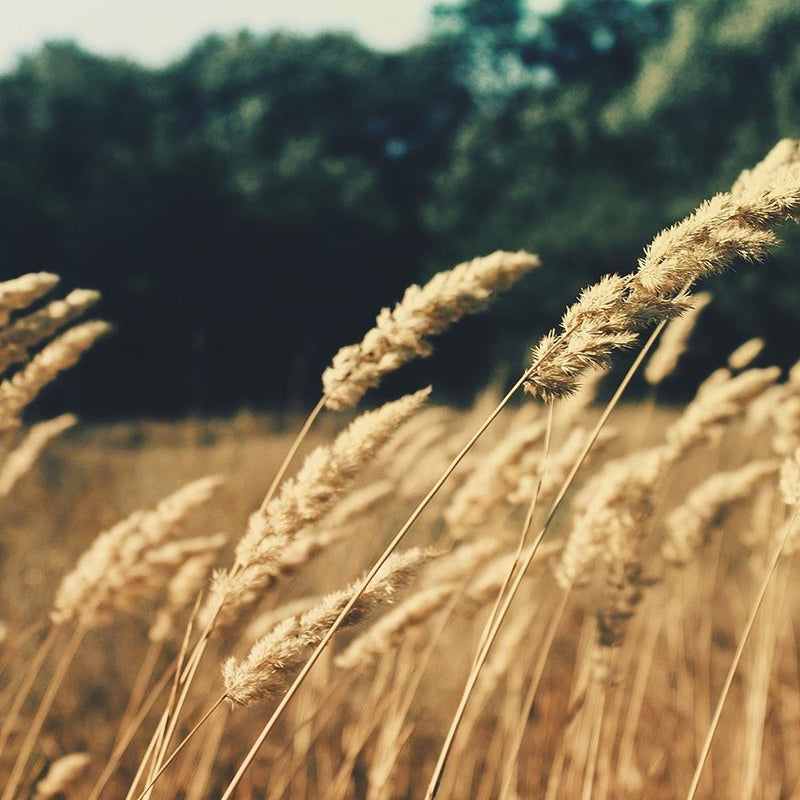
0,0,799,415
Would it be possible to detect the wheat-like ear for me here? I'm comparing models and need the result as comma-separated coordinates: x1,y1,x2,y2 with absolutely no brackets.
322,250,539,410
222,548,438,707
525,143,800,402
234,388,431,570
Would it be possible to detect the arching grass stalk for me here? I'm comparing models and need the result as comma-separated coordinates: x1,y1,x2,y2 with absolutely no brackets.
424,320,666,799
217,343,567,800
134,695,228,800
129,396,328,784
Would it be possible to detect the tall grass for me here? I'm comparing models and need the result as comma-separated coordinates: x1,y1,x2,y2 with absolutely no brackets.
1,141,800,799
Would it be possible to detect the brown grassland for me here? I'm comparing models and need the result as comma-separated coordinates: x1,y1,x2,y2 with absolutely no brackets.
3,141,800,799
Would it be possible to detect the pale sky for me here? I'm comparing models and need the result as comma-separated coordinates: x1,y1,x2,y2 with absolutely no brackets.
0,0,438,72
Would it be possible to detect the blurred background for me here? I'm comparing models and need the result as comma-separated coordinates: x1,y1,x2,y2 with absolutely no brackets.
2,0,800,420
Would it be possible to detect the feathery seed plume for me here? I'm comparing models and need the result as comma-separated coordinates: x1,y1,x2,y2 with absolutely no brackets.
665,366,780,452
524,275,641,402
525,143,800,402
244,596,322,646
335,583,458,671
554,446,669,590
235,389,430,569
113,533,227,616
322,251,539,410
222,547,438,707
466,541,562,608
731,139,800,196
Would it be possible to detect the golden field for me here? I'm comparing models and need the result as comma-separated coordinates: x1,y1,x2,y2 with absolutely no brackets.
3,140,800,799
2,397,799,800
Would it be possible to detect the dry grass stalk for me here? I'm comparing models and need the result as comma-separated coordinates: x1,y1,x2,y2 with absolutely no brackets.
0,413,76,498
526,145,800,402
222,547,438,707
322,250,539,409
10,141,800,800
33,752,91,800
235,388,430,570
686,467,799,800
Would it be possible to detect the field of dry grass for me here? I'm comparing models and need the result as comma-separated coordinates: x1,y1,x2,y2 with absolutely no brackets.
3,140,800,800
2,400,798,800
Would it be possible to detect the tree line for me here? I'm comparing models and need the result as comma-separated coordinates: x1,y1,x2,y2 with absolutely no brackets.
1,0,799,418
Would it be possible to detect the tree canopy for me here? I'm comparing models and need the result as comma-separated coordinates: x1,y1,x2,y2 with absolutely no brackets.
1,0,799,417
